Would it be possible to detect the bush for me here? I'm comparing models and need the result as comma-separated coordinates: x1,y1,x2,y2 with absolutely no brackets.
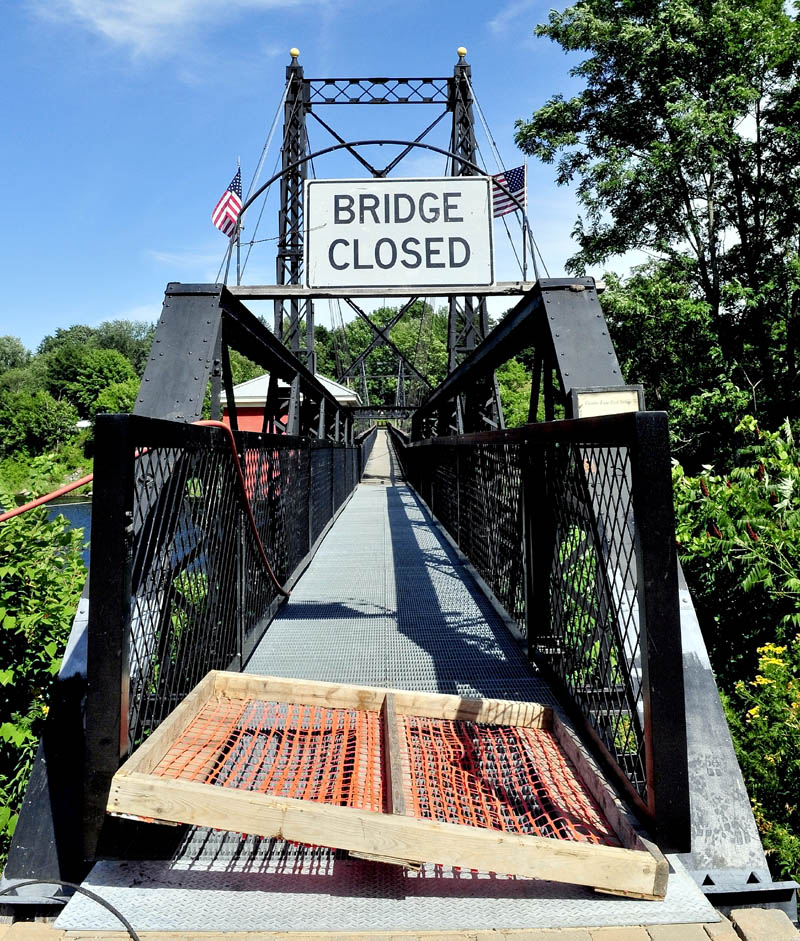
722,637,800,882
674,416,800,880
0,502,86,863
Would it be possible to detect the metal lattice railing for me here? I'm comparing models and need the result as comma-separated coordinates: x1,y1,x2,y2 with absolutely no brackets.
87,417,372,784
388,414,686,835
306,77,450,105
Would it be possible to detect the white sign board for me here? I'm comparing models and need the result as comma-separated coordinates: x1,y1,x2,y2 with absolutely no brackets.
572,387,643,418
304,178,494,289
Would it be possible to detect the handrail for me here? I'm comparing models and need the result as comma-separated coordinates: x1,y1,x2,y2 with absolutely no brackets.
0,474,94,523
1,420,289,598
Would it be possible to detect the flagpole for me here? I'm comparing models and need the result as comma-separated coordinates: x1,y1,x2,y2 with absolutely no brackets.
236,156,242,286
522,160,528,281
223,239,234,284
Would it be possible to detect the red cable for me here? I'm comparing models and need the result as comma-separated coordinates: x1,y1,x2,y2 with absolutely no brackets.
0,473,94,523
1,420,290,598
194,420,290,597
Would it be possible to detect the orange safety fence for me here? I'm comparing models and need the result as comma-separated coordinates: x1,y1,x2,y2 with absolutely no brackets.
154,697,383,812
399,714,620,846
151,695,620,848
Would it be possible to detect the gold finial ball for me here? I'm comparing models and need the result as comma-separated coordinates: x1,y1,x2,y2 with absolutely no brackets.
457,46,467,57
290,47,300,58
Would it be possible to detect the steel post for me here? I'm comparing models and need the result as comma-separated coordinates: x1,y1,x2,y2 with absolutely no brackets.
275,54,314,369
631,411,690,851
83,415,135,862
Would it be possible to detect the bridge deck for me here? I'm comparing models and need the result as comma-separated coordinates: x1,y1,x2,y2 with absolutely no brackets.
55,432,717,934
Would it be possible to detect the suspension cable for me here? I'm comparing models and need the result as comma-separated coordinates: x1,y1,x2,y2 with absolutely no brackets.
239,84,303,281
467,76,549,278
245,77,292,205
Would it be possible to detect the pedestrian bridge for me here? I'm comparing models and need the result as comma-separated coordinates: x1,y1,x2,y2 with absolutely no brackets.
2,280,794,935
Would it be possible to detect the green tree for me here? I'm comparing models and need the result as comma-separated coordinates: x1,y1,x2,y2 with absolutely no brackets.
0,337,30,374
92,377,140,418
516,0,800,413
69,348,136,418
601,261,754,467
37,325,96,356
0,391,78,458
496,358,532,427
93,320,155,374
674,416,800,682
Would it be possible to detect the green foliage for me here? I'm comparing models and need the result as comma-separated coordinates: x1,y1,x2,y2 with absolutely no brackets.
228,350,264,387
0,503,86,863
70,348,137,418
0,441,92,499
722,638,800,882
0,337,31,373
496,358,531,428
516,0,800,418
674,416,800,639
674,417,800,879
92,377,140,418
92,320,155,374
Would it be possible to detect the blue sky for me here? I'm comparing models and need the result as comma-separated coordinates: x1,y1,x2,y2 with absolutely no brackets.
4,0,592,352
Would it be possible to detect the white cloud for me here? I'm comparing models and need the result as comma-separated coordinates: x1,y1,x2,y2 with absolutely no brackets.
32,0,322,57
488,0,539,36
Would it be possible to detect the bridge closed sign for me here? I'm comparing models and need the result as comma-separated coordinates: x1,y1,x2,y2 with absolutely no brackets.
305,178,494,289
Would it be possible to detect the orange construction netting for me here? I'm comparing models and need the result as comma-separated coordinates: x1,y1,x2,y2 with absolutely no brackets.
152,695,619,847
399,714,620,846
153,696,383,811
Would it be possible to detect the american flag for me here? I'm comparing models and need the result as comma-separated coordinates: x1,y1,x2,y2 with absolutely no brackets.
492,165,526,218
212,168,243,236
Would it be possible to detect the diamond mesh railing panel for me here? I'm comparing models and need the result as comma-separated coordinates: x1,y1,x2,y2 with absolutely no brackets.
388,420,667,813
310,448,333,545
91,419,363,754
129,442,257,749
460,442,526,632
333,448,347,511
542,443,646,802
275,445,312,578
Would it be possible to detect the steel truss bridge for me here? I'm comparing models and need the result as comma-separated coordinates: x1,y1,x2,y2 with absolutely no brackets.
1,50,796,936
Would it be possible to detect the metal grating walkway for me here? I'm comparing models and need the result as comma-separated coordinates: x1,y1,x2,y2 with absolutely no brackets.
56,432,717,933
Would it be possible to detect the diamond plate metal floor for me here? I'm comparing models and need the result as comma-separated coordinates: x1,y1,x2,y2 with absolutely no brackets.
57,433,718,932
245,482,553,700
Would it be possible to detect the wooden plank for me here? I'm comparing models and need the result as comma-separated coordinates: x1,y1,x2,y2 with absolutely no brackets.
121,671,218,776
214,673,551,729
228,282,536,301
550,711,669,898
108,771,665,898
382,693,406,816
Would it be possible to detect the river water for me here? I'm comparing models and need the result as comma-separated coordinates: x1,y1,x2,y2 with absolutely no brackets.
46,500,92,567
